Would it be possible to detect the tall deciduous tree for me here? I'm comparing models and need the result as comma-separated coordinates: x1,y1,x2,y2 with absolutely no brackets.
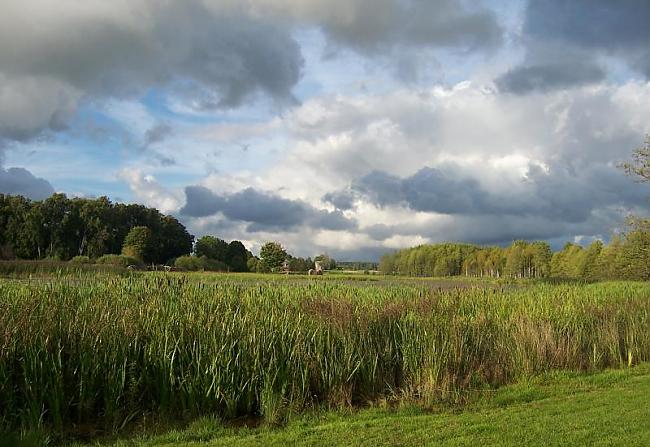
194,236,229,263
122,226,153,263
227,240,249,272
260,242,287,272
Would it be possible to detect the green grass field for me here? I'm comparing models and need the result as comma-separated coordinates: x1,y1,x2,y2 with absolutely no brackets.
61,363,650,447
1,272,649,445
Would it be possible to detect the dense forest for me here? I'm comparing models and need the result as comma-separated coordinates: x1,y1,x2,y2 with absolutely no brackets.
379,219,650,281
0,193,193,264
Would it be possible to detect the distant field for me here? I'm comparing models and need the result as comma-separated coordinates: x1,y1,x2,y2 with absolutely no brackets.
1,272,649,445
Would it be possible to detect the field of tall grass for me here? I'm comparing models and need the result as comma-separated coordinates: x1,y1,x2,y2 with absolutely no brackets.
0,260,126,278
1,273,649,438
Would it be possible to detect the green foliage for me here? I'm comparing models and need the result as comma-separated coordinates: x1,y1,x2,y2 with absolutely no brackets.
382,243,498,277
314,253,336,270
549,222,649,282
0,193,193,263
381,232,649,282
0,260,124,276
194,236,250,272
204,258,229,272
122,226,153,262
379,253,397,274
226,241,249,272
580,240,603,280
337,261,379,271
71,364,650,447
617,222,650,280
195,236,229,262
620,134,650,183
1,275,650,437
69,255,91,264
174,255,229,272
175,255,205,271
247,257,260,273
96,254,139,268
260,242,287,272
287,256,314,272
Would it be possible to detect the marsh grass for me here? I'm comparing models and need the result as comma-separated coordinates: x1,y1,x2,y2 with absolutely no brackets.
0,260,126,278
0,274,649,438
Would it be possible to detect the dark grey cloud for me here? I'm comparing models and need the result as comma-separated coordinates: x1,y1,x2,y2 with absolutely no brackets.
525,0,650,51
303,0,503,83
401,167,488,214
335,208,627,260
363,211,624,249
364,224,397,241
0,1,303,141
322,189,356,210
181,186,356,232
0,74,79,142
496,61,606,94
141,123,176,165
313,0,503,54
0,166,55,200
343,166,490,215
0,0,502,142
329,162,649,225
333,167,490,214
496,0,650,93
352,170,404,208
141,124,173,150
153,154,176,167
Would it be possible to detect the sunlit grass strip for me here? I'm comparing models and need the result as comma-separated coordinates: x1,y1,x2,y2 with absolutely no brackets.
0,276,649,433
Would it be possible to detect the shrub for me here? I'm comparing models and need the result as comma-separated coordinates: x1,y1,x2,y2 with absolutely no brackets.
174,255,206,271
122,226,153,262
70,255,91,264
204,258,229,272
96,254,139,268
174,256,230,272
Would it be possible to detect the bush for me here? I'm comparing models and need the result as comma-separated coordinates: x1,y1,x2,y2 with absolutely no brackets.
70,255,91,264
174,256,230,272
204,258,229,272
96,254,139,268
122,226,153,262
174,255,205,271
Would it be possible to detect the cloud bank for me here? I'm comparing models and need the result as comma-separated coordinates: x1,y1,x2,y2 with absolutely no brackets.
0,167,55,200
0,0,304,142
181,185,356,232
497,0,650,94
184,81,650,257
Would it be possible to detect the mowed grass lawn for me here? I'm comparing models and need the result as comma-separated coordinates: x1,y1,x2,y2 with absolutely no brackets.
75,363,650,447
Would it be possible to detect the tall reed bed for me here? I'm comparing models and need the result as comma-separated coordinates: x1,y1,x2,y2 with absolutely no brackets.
0,275,649,433
0,260,125,278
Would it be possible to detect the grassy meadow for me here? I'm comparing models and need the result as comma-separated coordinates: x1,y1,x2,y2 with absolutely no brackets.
1,271,649,445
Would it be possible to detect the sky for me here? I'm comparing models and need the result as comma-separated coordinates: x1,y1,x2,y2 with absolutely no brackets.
1,0,650,261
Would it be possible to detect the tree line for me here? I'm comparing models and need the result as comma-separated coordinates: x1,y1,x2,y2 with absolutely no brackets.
379,220,649,281
0,192,339,273
247,243,337,273
0,193,193,264
381,138,650,281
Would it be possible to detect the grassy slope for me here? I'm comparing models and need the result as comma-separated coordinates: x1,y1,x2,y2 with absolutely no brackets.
84,363,650,447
